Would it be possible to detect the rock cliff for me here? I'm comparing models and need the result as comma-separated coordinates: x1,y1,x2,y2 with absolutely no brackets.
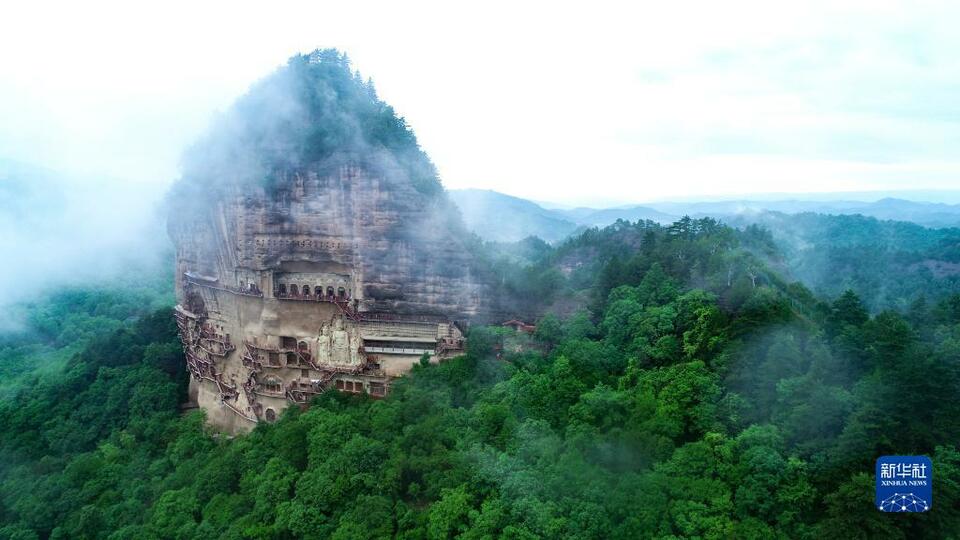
166,50,496,432
169,161,488,319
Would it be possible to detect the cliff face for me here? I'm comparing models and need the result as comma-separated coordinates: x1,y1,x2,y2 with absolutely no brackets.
168,50,501,319
166,50,494,432
170,161,488,318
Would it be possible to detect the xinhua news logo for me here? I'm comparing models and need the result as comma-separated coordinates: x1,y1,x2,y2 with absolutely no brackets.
876,455,932,512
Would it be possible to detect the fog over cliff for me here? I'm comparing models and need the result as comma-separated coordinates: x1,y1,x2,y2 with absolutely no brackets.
0,49,507,332
165,49,516,321
170,50,443,204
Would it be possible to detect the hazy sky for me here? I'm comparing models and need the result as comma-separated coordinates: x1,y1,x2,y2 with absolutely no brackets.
2,0,959,205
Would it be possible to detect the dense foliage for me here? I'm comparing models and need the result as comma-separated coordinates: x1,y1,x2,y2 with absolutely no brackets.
0,273,173,395
1,217,959,539
486,217,787,321
728,212,960,312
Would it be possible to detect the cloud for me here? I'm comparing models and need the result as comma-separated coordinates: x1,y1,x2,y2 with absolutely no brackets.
0,160,171,327
1,0,959,207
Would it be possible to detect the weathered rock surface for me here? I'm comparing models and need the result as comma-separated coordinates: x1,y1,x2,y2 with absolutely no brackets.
166,50,502,432
170,162,489,318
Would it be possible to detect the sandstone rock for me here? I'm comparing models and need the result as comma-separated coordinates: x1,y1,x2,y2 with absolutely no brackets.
166,50,496,432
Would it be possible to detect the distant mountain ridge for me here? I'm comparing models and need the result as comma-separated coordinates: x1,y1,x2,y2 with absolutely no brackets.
448,189,676,242
648,197,960,228
449,188,960,242
447,189,581,242
553,205,677,227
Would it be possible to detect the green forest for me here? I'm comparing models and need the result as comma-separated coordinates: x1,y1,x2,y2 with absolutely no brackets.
1,216,958,539
725,212,960,312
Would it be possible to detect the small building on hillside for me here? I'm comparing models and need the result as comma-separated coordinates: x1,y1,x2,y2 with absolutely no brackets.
502,319,536,333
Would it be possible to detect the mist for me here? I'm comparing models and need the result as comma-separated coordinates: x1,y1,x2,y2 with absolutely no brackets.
0,160,172,331
1,3,958,331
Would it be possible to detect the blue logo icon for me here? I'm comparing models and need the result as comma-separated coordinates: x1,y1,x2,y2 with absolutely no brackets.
876,455,932,512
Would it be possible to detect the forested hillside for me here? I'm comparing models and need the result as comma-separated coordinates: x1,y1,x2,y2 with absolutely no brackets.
0,216,957,538
446,188,960,244
725,212,960,312
447,189,960,318
0,271,173,394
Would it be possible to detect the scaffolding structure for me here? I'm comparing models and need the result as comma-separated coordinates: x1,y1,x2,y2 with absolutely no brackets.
176,272,463,424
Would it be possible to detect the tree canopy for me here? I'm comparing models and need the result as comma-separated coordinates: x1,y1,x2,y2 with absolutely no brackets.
1,216,958,538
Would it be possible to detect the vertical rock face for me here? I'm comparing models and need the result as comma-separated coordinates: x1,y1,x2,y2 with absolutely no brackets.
172,163,487,318
167,50,492,432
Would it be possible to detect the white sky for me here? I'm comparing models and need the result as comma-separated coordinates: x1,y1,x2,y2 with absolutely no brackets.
2,0,959,206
